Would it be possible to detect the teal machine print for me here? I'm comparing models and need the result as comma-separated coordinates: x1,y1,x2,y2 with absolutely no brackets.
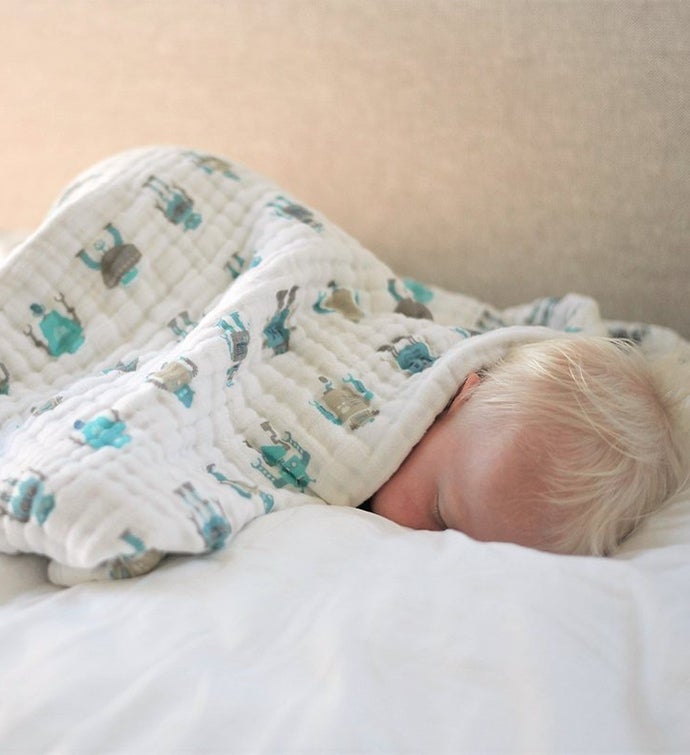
313,281,364,322
206,463,275,513
25,294,85,356
175,482,231,551
217,311,250,386
378,335,436,374
76,224,141,288
184,151,240,180
311,375,378,429
147,357,198,407
0,362,9,395
268,196,323,231
252,421,315,491
144,176,202,231
388,279,433,320
74,410,132,449
109,529,163,580
1,470,55,524
168,310,198,340
264,286,298,355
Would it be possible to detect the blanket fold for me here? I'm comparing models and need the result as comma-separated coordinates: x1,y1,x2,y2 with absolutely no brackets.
0,147,683,585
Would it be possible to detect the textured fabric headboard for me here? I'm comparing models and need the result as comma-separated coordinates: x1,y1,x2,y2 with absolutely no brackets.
1,1,688,336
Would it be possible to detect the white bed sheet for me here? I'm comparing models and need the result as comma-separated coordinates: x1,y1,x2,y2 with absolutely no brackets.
1,499,689,754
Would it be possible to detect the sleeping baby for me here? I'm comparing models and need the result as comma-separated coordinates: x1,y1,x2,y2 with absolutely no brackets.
364,336,690,556
3,146,689,584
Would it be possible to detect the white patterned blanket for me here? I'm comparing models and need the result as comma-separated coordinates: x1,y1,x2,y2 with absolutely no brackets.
0,147,684,585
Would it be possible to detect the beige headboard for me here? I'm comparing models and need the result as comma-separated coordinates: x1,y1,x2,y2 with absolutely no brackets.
2,1,688,336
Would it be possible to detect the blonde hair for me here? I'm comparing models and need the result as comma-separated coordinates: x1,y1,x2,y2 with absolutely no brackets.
466,336,690,555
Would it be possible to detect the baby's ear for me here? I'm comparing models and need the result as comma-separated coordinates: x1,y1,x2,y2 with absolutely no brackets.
447,372,482,414
462,372,482,394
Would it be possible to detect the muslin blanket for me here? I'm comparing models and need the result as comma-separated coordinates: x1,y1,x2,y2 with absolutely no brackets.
0,147,683,585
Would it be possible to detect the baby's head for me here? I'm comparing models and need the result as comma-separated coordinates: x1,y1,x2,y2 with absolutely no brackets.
468,336,689,554
371,336,689,555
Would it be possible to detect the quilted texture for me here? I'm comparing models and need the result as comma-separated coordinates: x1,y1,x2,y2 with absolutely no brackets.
0,147,684,585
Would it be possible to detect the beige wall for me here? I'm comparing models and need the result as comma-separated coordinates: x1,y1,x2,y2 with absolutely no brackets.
1,0,689,336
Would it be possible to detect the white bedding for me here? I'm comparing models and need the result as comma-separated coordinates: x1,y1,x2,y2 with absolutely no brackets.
1,169,690,753
1,500,689,754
